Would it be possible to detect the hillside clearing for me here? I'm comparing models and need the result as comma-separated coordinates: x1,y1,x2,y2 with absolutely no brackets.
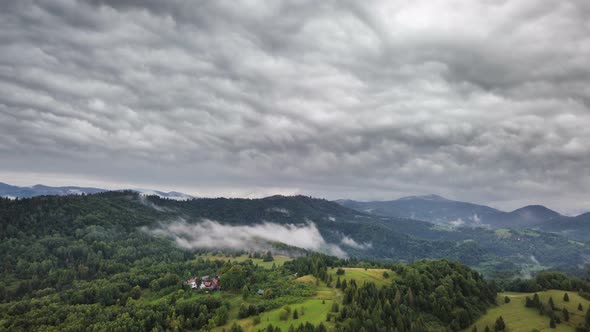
466,290,590,332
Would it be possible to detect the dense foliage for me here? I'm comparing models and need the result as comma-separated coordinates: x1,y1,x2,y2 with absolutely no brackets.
5,192,580,331
501,271,590,296
285,254,497,331
0,193,313,331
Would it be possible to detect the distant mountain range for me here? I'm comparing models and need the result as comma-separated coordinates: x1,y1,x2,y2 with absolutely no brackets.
336,195,589,239
0,182,195,201
5,191,590,278
2,181,588,241
0,182,106,198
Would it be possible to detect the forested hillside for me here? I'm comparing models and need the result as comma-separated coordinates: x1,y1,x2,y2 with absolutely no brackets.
147,194,590,276
0,194,497,331
2,192,589,282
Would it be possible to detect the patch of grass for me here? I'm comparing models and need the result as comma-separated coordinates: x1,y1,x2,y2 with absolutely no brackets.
222,298,334,332
216,275,342,332
214,287,339,332
295,274,319,285
495,229,512,239
261,298,333,331
520,230,541,237
465,290,590,332
328,267,396,288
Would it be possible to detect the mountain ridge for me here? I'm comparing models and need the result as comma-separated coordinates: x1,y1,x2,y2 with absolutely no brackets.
0,181,195,201
335,195,590,236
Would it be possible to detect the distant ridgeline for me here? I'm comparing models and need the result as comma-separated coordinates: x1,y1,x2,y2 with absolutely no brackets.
0,192,589,331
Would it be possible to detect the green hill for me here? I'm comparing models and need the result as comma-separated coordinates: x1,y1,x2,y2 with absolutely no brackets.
467,290,590,332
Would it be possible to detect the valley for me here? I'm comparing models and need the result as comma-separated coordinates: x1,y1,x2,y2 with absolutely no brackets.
1,191,589,331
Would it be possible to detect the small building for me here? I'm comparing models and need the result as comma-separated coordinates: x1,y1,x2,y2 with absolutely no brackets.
185,275,221,291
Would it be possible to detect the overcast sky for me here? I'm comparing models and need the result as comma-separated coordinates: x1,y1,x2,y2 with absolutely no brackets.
1,0,589,213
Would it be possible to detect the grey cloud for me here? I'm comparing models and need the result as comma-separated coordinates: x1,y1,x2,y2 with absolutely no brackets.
1,0,589,213
147,219,348,258
340,235,372,250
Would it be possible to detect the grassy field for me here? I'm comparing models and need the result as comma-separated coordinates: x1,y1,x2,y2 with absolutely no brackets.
237,297,334,332
215,277,340,332
198,253,293,269
495,229,512,239
466,290,590,332
327,267,395,288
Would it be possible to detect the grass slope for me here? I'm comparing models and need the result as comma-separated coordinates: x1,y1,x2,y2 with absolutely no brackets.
466,290,590,332
215,276,340,332
241,297,334,332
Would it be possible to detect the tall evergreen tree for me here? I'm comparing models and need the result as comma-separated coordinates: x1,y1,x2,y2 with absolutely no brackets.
242,285,249,300
562,308,570,322
494,316,506,332
563,293,570,302
549,317,556,329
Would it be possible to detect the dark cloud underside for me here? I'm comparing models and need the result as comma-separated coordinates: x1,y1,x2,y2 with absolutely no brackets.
1,0,589,212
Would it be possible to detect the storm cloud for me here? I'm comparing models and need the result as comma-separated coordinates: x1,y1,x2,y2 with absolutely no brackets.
1,0,589,213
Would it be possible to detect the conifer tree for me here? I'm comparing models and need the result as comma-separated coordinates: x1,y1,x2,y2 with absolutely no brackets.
549,317,556,328
407,288,416,307
562,308,569,322
494,316,506,331
579,303,584,311
563,293,570,302
393,289,402,306
242,285,249,300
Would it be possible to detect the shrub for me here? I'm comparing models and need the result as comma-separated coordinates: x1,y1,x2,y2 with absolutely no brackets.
253,316,261,325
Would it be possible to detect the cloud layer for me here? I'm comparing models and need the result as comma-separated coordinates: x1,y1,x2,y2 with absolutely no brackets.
1,0,589,212
148,219,347,257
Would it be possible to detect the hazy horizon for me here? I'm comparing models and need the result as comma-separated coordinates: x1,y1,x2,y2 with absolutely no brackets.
1,178,585,216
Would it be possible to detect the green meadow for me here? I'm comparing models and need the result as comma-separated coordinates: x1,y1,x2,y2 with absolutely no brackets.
214,276,340,332
466,290,590,332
